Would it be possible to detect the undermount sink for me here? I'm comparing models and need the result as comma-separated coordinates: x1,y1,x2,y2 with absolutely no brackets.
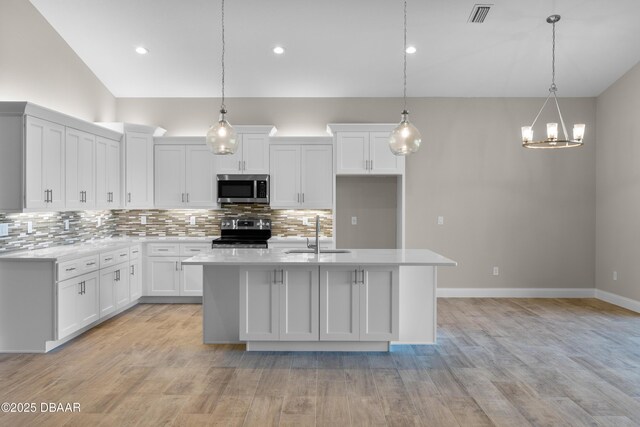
285,249,352,254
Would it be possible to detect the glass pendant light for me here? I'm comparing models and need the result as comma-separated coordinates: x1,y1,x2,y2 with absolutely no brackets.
521,15,585,149
389,0,422,156
206,0,238,155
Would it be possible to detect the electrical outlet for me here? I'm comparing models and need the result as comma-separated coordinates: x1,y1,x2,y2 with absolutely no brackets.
190,216,196,226
0,223,8,237
302,217,309,226
97,217,102,227
351,216,358,225
27,221,33,234
437,216,444,225
64,219,69,231
613,271,618,281
141,216,147,225
492,266,499,276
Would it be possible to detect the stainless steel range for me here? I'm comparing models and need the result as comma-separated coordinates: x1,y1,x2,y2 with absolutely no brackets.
211,218,271,249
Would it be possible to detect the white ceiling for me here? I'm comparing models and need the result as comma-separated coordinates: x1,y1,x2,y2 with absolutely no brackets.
30,0,640,98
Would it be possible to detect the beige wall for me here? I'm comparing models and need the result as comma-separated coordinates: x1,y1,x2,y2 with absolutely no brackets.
336,176,398,249
117,96,597,289
595,61,640,301
0,0,115,121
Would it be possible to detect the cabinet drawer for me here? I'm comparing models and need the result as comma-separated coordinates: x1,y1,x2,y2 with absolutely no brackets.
58,255,99,281
129,245,142,260
179,243,210,256
148,243,180,256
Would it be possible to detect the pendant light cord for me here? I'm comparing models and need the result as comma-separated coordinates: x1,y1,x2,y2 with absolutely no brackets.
403,0,407,111
221,0,226,111
550,20,556,91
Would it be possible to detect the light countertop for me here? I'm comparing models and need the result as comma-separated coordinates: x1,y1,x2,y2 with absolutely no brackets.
182,249,457,267
0,236,334,262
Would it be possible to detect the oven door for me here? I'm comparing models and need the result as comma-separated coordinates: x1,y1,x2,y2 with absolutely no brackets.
217,175,269,204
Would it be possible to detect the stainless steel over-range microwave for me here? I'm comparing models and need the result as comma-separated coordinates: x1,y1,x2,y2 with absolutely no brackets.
217,174,269,204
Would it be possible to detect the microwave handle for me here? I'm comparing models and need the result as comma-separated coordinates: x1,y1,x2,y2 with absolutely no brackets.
254,180,258,199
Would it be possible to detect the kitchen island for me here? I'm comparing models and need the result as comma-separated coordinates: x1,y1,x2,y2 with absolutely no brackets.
182,248,456,351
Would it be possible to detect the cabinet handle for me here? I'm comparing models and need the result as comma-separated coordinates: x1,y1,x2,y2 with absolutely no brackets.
120,253,127,258
128,193,132,203
131,265,135,275
186,193,189,203
104,257,113,261
82,281,86,295
44,190,48,203
175,261,179,271
302,193,304,203
80,191,83,202
86,262,96,266
132,250,138,254
78,283,83,295
297,193,300,203
182,193,185,203
238,161,242,171
50,189,53,202
180,262,183,271
65,267,76,272
157,248,169,252
243,161,246,171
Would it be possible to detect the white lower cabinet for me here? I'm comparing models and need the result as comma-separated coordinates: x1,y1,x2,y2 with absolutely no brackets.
146,257,181,296
320,265,399,341
129,259,142,301
99,263,129,317
146,244,206,297
57,271,99,340
239,266,318,341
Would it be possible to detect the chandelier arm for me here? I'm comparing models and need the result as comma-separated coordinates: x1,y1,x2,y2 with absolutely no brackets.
530,91,553,128
552,92,570,140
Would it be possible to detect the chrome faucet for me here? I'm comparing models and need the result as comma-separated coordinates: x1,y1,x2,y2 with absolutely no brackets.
306,215,321,254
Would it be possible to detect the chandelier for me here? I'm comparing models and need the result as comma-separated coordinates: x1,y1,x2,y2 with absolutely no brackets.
521,15,585,149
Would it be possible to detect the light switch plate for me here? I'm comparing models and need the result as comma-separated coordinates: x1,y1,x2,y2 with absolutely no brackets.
64,219,69,231
613,271,618,281
97,217,102,227
492,266,499,276
437,216,444,225
0,223,8,237
27,221,33,234
302,217,309,226
141,216,147,225
190,216,196,225
351,216,358,225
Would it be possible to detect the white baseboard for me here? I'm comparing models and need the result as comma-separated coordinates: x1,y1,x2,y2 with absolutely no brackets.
437,287,640,314
595,289,640,313
437,288,596,298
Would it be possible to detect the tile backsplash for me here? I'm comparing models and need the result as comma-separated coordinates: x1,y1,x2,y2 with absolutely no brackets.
113,206,333,238
0,211,116,253
0,206,332,253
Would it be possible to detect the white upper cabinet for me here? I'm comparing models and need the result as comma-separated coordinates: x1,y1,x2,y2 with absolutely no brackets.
329,124,405,175
154,145,186,208
125,131,154,208
300,145,333,209
95,137,121,209
25,116,66,209
269,137,333,209
154,140,215,209
214,126,274,175
65,128,95,209
0,103,124,213
96,122,165,209
269,145,300,208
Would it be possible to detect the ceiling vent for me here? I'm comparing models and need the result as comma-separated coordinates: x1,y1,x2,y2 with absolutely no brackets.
468,4,492,23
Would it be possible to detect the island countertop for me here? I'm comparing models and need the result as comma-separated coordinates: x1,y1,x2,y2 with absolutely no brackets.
182,248,457,267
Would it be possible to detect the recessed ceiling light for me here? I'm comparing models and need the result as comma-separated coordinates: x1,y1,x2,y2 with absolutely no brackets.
273,46,285,55
406,46,417,54
135,46,149,55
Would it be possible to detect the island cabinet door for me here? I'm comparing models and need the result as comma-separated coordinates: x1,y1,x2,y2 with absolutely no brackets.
279,266,319,341
319,266,360,341
360,266,399,341
239,268,280,341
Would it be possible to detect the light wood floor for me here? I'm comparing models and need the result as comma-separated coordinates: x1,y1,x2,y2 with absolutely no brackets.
1,298,640,426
